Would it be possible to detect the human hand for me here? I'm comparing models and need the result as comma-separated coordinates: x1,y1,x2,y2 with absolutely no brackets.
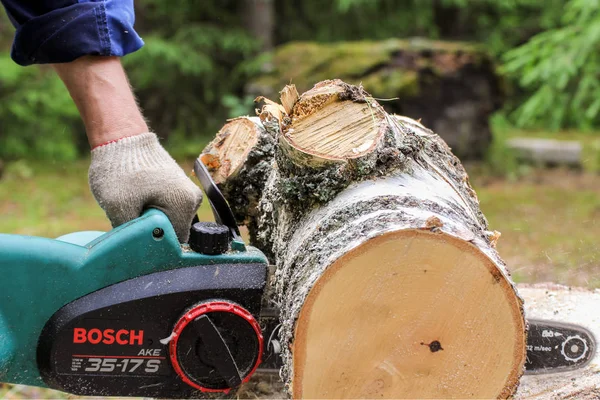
89,133,203,243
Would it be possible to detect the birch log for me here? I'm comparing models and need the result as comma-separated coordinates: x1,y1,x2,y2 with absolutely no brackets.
201,80,526,399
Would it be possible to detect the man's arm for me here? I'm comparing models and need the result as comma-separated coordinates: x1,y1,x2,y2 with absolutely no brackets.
52,56,148,148
0,1,203,243
52,56,203,244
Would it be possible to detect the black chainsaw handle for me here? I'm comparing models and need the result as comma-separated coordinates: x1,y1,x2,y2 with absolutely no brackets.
193,159,241,239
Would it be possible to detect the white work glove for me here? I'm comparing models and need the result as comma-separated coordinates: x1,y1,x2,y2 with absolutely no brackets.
89,133,203,243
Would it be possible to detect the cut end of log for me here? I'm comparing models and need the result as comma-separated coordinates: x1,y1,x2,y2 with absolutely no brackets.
200,117,261,184
283,80,387,162
292,230,525,399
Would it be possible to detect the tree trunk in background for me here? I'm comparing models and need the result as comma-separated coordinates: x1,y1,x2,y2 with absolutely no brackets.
201,80,526,398
242,0,275,51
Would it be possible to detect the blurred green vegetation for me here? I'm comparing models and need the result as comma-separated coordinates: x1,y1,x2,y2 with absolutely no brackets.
503,0,600,130
1,0,599,162
0,55,81,161
0,159,213,237
248,38,485,96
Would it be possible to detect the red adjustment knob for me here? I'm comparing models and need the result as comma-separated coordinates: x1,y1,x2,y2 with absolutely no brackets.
169,301,263,393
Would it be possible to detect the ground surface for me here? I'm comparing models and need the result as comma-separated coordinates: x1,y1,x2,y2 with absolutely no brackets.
472,168,600,288
0,159,598,399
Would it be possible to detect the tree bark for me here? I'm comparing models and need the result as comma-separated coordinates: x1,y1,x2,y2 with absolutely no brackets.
200,116,276,240
201,80,526,398
242,0,275,51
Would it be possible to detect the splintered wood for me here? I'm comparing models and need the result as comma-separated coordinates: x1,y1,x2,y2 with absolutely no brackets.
282,82,385,162
200,79,526,399
280,84,299,116
285,100,384,159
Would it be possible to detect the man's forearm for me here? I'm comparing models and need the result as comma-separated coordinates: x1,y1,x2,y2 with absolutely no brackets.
3,3,203,243
52,56,148,148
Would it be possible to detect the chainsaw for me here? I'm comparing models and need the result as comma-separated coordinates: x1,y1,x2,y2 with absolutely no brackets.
0,160,595,398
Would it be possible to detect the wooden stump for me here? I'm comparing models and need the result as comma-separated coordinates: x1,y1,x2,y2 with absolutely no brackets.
201,80,526,398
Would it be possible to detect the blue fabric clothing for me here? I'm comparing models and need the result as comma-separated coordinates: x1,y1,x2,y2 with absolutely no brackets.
1,0,144,66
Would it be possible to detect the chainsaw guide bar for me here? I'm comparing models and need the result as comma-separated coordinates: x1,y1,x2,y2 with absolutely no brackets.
524,319,596,375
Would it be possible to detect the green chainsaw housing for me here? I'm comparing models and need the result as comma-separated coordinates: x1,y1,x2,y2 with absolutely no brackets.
0,209,267,388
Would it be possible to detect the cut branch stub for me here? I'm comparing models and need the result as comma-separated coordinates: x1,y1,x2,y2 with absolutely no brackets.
280,84,299,116
200,116,275,231
280,79,387,168
200,117,263,184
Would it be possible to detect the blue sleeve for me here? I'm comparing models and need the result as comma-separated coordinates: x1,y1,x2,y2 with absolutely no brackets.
0,0,144,66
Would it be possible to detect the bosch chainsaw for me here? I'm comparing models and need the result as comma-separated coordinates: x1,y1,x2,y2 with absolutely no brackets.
0,160,595,398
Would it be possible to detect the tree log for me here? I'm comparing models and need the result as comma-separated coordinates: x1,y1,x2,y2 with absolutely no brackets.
240,284,600,399
201,80,525,398
507,138,583,168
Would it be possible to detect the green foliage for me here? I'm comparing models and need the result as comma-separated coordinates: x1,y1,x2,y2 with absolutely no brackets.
277,1,437,44
0,53,82,161
503,0,600,130
123,1,259,141
221,94,256,118
330,0,563,56
332,0,599,130
123,26,258,139
0,0,597,162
